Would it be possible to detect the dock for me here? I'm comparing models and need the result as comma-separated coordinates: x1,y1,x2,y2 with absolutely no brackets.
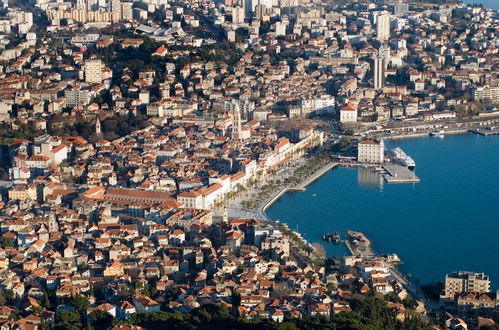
382,164,420,183
468,128,499,136
345,230,374,257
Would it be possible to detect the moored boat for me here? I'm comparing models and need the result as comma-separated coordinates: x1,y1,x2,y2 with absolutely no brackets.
429,130,445,137
390,147,416,170
322,232,341,243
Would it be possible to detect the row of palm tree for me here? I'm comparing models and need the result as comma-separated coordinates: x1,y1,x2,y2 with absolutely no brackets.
239,152,334,212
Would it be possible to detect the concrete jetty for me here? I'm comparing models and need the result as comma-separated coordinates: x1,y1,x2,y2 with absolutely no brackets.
382,164,420,183
469,127,499,136
345,230,374,257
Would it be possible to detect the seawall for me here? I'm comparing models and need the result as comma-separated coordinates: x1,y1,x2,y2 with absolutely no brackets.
260,162,339,220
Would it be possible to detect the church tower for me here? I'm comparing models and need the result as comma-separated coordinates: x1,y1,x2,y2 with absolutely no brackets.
95,117,102,136
231,103,242,141
223,207,228,224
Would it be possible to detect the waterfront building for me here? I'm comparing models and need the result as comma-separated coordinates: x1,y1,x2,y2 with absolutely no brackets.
442,271,491,299
358,139,384,164
455,292,498,312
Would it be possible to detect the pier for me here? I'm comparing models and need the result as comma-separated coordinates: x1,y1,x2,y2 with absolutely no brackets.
343,231,425,302
382,164,420,183
345,230,374,257
468,127,499,136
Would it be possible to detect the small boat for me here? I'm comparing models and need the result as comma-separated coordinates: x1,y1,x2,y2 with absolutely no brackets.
429,130,445,137
322,232,341,243
312,193,317,197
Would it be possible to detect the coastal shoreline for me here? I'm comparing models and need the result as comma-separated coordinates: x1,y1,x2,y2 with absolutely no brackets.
258,162,424,299
259,162,339,222
257,126,494,221
378,128,469,140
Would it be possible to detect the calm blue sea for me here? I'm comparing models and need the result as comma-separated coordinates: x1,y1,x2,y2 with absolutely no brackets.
266,134,499,288
463,0,499,10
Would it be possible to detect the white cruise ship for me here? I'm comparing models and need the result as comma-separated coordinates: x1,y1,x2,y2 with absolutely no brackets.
390,147,416,170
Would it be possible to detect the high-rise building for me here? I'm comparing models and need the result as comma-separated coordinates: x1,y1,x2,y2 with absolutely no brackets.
84,59,103,83
394,1,409,16
374,56,385,90
442,272,490,299
76,0,85,9
376,13,391,41
232,6,245,24
121,2,133,21
87,0,99,11
110,0,121,21
244,0,260,17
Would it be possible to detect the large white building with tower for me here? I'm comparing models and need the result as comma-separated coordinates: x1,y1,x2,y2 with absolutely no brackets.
358,139,384,164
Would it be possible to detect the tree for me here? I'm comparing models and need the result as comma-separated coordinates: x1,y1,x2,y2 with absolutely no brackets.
88,310,113,328
0,237,13,248
72,295,90,312
58,310,80,325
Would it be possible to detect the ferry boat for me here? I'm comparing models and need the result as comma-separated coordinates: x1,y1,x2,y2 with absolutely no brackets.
322,232,341,243
429,130,445,137
390,147,416,170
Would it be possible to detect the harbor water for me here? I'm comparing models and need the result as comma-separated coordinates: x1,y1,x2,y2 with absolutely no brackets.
266,134,499,288
463,0,499,10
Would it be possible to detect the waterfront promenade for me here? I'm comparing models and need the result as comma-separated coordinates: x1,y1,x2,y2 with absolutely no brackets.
259,161,339,220
371,115,499,140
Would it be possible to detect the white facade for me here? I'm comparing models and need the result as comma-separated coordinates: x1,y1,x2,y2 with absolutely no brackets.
147,104,164,117
473,86,499,101
299,96,335,115
376,13,391,41
358,139,384,164
339,109,357,123
232,6,245,24
84,59,103,83
374,56,385,90
65,88,91,106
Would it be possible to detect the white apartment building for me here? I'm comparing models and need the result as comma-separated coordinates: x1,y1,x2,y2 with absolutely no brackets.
147,104,164,117
299,96,335,115
358,139,384,164
84,59,103,83
121,2,133,21
443,271,490,299
473,86,499,102
339,104,358,123
376,13,391,41
65,87,91,106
